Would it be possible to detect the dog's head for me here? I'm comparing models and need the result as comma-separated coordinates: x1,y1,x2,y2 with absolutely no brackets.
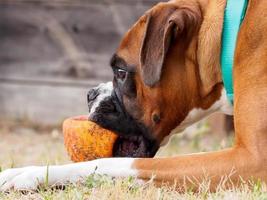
88,1,225,158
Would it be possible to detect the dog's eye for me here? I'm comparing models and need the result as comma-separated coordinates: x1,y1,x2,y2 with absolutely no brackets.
114,68,127,81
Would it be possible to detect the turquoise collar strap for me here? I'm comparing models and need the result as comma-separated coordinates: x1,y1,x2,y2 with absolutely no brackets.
221,0,248,104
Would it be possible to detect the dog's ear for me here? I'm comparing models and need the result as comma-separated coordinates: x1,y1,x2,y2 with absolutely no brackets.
140,6,201,87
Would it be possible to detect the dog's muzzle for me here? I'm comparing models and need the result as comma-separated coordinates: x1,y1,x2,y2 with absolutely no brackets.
87,82,158,158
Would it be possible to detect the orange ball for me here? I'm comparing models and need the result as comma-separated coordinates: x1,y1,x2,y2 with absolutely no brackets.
63,115,118,162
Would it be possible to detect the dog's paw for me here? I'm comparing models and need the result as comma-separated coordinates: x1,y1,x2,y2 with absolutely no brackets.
0,162,96,191
0,166,44,191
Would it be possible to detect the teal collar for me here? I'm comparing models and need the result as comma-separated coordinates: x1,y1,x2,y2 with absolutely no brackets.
221,0,248,104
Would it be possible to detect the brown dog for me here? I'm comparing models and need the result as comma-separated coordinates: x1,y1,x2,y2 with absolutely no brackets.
1,0,267,191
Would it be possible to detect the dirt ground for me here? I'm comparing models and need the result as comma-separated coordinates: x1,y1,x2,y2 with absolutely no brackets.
0,120,71,169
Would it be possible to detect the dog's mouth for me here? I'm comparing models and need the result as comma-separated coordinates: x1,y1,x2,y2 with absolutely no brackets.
88,83,158,158
90,111,159,157
113,134,158,158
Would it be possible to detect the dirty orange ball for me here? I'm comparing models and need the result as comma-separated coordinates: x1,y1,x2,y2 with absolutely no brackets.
63,115,118,162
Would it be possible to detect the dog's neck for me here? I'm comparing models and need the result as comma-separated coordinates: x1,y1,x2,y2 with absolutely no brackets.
181,87,233,130
160,86,233,146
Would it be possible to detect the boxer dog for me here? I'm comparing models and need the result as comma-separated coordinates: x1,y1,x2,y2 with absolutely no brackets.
1,0,267,191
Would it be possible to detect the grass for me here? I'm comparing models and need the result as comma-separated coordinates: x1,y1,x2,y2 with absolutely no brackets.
0,119,267,199
1,175,267,200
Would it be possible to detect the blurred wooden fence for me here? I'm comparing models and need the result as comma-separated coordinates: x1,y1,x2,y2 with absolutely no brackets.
0,0,167,125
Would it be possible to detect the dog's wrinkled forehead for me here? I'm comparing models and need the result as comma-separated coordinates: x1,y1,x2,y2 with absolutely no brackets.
88,82,113,116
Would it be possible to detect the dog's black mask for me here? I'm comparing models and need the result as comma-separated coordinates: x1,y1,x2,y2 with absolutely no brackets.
87,84,158,158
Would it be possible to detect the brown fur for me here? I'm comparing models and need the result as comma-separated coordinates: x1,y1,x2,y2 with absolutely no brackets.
197,0,226,97
116,0,267,190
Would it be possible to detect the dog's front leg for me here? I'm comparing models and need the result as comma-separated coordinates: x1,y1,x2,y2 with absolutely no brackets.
0,148,265,191
0,158,136,191
132,147,266,190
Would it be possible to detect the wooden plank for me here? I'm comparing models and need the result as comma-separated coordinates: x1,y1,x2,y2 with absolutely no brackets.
0,54,114,81
0,0,167,6
0,82,100,125
0,3,118,80
0,2,150,81
0,76,105,88
0,3,120,73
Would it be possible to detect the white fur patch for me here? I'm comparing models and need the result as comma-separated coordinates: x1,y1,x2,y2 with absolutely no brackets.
0,158,137,191
89,82,113,116
160,88,233,146
178,88,233,130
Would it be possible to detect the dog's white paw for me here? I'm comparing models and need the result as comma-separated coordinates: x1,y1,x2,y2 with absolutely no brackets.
0,166,42,191
0,162,97,191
